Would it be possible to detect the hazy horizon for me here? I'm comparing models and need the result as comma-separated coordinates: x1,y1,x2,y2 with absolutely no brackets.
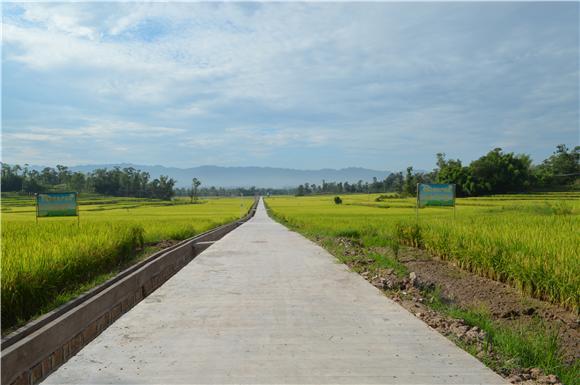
2,2,579,170
5,162,391,172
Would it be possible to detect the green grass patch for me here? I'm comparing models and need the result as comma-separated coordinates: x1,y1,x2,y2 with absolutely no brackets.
426,289,579,385
368,252,408,277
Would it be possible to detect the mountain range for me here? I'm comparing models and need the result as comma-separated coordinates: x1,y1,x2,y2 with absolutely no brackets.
59,164,392,188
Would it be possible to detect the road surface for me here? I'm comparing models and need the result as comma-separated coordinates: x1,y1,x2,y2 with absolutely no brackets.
45,198,505,384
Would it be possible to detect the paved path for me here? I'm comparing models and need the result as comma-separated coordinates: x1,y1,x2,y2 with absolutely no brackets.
45,199,505,384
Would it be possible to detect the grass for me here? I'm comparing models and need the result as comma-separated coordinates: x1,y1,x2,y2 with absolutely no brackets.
266,192,580,311
1,194,253,331
427,291,579,385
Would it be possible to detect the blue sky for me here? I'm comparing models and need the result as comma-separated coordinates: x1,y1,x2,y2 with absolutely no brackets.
2,2,578,171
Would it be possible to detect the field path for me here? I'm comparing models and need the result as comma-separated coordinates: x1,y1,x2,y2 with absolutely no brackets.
45,198,505,384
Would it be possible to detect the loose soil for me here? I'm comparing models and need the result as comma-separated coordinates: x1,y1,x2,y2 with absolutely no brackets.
142,239,181,252
322,236,579,385
397,247,579,364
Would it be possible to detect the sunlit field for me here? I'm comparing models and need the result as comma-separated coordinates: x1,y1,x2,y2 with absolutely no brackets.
1,194,253,329
266,192,580,311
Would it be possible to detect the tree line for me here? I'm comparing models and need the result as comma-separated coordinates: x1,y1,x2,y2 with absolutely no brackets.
1,163,282,200
174,185,289,198
295,144,579,197
1,165,176,200
2,144,577,200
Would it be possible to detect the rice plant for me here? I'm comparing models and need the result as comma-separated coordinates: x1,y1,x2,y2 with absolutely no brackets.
266,192,580,311
1,196,253,330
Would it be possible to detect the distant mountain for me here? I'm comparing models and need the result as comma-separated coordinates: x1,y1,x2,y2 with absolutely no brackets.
61,163,391,188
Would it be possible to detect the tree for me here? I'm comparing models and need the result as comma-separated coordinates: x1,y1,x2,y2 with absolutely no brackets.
40,167,58,186
403,167,415,196
383,172,404,193
296,185,305,196
434,153,471,197
158,175,176,200
534,144,580,186
22,177,43,194
469,148,532,195
91,168,121,196
371,177,382,193
69,172,87,192
56,165,71,185
191,178,201,202
1,164,24,192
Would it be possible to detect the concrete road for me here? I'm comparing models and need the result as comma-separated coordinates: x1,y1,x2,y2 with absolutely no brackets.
45,199,505,384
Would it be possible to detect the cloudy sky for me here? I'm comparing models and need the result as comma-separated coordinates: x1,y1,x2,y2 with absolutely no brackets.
2,1,578,171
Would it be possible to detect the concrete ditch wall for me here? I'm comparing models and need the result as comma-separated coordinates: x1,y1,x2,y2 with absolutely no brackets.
1,199,258,385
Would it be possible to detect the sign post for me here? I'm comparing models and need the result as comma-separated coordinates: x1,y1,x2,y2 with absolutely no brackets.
36,192,79,224
415,184,419,222
416,184,456,220
453,184,456,219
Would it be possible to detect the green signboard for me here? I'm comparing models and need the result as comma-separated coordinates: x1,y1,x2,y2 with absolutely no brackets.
417,184,455,208
36,192,78,217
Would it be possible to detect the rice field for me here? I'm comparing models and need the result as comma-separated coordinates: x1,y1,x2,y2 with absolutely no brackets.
1,194,253,330
265,192,580,311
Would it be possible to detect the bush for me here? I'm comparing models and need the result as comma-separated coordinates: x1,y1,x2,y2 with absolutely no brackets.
375,193,400,202
334,196,343,204
547,201,573,215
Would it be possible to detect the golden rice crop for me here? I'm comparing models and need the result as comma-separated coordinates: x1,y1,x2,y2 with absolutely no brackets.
1,196,253,329
266,193,580,310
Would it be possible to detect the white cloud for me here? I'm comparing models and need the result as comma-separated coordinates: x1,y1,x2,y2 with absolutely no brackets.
2,2,578,169
18,3,99,40
3,132,58,142
3,119,186,143
182,126,331,151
